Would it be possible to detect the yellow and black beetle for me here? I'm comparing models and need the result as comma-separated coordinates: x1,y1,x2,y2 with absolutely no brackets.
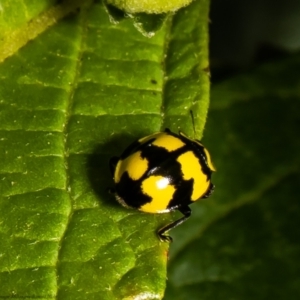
110,128,215,242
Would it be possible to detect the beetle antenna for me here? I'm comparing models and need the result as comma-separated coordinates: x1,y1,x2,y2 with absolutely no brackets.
190,110,196,139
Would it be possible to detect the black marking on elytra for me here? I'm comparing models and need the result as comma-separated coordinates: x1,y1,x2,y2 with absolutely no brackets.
139,143,185,183
202,182,215,199
115,171,151,209
178,133,213,180
119,139,142,160
167,178,194,210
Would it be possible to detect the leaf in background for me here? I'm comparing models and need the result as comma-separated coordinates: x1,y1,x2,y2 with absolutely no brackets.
0,0,210,298
0,0,85,63
164,55,300,299
0,0,54,35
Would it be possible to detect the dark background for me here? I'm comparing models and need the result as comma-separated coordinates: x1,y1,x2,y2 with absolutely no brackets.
209,0,300,81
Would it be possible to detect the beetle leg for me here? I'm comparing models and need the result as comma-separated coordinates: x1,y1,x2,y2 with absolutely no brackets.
157,206,191,242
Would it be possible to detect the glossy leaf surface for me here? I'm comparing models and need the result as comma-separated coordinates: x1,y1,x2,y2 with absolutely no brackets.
0,0,210,298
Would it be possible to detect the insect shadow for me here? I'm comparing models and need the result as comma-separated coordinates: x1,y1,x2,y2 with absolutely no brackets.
86,133,136,209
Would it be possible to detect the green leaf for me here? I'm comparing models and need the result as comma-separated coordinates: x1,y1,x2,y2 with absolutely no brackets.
0,0,210,298
105,0,193,14
0,0,54,34
0,0,84,62
163,55,300,299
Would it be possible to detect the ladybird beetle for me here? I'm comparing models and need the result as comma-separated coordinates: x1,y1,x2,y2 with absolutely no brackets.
110,128,215,242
